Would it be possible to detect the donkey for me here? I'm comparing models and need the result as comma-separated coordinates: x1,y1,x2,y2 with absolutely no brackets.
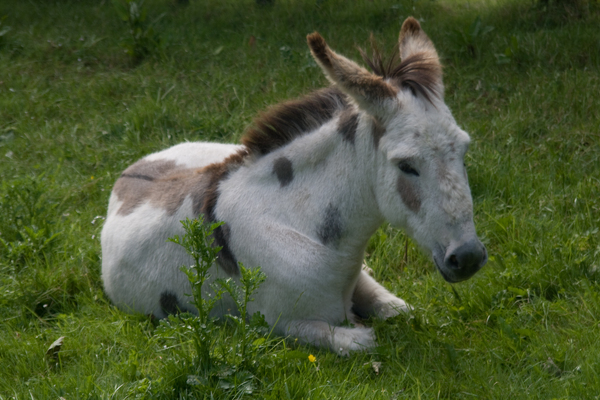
101,17,487,354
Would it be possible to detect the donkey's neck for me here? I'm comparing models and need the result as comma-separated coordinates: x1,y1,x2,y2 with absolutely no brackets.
217,108,384,259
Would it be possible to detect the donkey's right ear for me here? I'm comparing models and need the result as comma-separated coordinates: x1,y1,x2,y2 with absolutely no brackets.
307,32,397,118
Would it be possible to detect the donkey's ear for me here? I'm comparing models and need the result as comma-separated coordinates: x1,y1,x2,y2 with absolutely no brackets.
398,17,439,63
398,17,443,97
307,32,397,117
398,17,439,62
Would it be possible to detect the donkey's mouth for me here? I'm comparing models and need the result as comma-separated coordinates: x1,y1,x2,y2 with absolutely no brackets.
433,251,456,283
433,257,462,283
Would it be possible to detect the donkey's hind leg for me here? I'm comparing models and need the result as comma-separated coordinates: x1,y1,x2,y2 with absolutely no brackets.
285,319,375,355
352,269,411,319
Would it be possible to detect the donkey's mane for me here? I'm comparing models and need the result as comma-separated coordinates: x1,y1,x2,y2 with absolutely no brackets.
241,41,441,158
242,87,348,157
359,44,441,104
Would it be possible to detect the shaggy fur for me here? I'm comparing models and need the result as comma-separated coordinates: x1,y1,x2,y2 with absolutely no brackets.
242,88,348,157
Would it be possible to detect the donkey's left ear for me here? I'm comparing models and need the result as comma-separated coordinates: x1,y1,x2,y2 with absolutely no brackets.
399,17,440,63
307,32,397,118
398,17,443,94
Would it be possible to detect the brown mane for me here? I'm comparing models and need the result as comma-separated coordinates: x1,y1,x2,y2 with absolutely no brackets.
359,41,442,104
242,87,348,156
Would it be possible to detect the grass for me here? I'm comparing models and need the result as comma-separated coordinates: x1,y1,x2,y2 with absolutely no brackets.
1,0,599,398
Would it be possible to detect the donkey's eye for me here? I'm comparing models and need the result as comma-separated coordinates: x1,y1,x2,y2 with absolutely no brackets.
399,162,419,177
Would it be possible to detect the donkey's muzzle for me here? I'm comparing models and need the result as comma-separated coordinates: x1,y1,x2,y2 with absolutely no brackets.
441,239,487,283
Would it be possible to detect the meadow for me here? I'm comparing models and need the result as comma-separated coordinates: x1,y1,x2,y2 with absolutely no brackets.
1,0,599,398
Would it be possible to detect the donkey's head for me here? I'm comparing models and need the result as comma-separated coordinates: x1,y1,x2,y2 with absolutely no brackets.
307,18,487,283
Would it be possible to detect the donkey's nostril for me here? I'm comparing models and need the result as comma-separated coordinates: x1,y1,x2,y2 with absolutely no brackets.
448,254,458,268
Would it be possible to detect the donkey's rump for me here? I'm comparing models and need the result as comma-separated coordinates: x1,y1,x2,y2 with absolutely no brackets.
101,142,242,317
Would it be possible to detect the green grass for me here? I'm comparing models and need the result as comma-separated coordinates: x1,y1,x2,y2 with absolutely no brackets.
1,0,599,398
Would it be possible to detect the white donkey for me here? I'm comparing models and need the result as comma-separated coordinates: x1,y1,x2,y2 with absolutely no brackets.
101,18,487,354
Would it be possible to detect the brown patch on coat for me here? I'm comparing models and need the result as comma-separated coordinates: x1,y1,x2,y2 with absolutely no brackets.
120,159,178,181
201,149,249,276
337,109,359,144
273,156,294,187
114,159,212,216
397,174,421,212
201,149,248,222
242,88,348,157
113,150,248,276
371,117,386,149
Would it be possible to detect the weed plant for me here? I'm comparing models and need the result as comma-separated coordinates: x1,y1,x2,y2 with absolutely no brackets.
153,216,273,397
0,0,599,398
164,217,226,373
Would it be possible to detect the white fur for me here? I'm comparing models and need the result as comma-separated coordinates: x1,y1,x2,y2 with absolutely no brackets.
144,141,244,168
101,23,485,354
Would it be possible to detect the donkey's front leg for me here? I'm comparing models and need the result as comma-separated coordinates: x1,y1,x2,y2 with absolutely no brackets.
352,269,411,319
285,319,375,356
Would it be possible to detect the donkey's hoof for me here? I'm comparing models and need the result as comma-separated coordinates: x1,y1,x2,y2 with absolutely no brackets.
331,326,376,355
377,296,413,319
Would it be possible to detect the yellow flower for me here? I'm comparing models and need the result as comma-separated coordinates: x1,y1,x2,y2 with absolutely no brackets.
308,354,316,363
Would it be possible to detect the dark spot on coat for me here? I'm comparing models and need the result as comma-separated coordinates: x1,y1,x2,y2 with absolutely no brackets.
160,291,184,315
273,157,294,187
337,109,359,144
211,223,239,276
317,203,343,246
397,174,421,212
371,117,386,149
